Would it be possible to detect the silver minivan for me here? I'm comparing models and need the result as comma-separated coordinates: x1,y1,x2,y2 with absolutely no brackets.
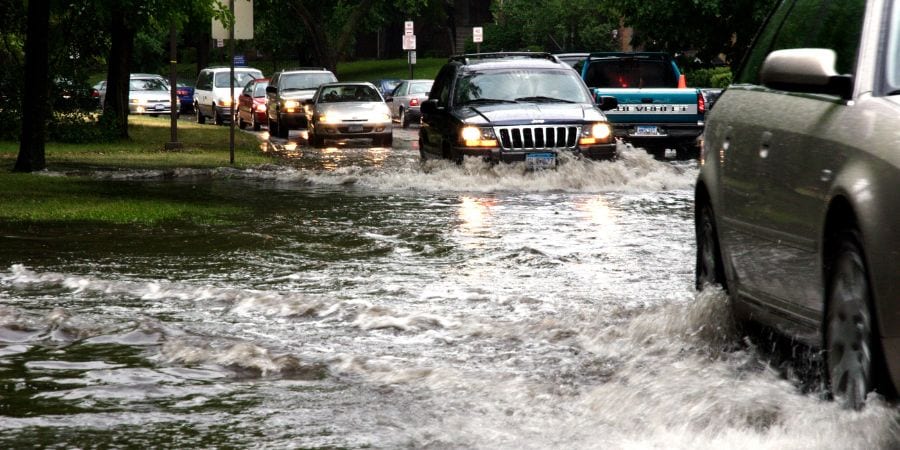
696,0,899,410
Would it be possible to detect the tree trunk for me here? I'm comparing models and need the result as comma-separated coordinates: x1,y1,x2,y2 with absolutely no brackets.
14,0,51,172
103,4,135,139
292,0,375,74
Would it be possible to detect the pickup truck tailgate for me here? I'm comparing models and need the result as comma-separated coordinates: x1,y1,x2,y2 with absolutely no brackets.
598,88,701,124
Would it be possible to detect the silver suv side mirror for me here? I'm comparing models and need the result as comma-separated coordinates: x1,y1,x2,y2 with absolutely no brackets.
760,48,853,99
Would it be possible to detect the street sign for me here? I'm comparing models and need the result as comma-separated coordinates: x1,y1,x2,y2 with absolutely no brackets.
233,54,246,66
473,27,483,43
212,0,254,40
402,34,416,50
409,51,417,65
216,39,224,48
404,21,414,35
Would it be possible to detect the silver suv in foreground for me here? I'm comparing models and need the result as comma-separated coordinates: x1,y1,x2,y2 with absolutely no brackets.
696,0,899,410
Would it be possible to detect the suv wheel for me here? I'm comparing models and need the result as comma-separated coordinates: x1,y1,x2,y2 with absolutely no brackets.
214,106,224,125
196,103,205,124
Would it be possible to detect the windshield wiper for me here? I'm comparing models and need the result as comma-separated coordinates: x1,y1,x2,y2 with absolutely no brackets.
462,98,518,105
515,96,574,103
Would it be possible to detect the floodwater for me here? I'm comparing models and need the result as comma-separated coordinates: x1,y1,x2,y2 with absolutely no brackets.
0,128,897,449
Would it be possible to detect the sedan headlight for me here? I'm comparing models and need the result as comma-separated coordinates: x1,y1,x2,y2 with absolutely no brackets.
130,99,141,104
461,126,498,147
319,114,339,124
579,122,613,145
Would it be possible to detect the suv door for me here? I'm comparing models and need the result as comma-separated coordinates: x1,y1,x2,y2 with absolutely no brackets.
420,65,457,157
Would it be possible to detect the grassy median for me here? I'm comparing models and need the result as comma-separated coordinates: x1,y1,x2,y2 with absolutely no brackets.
0,116,277,225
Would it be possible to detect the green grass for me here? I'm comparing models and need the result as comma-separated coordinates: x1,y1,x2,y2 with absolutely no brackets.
336,57,446,82
0,116,277,225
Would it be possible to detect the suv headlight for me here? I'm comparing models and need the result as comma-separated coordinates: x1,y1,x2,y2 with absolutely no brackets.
283,100,300,112
461,126,498,147
579,123,612,145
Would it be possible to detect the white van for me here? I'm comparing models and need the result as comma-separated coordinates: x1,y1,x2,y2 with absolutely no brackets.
194,66,263,125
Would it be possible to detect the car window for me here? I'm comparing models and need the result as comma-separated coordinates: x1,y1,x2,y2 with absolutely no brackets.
215,71,261,88
737,0,866,84
887,0,900,90
279,73,337,91
584,58,677,88
409,82,432,95
392,82,407,97
453,69,591,105
242,82,253,96
253,82,268,97
318,85,381,103
430,65,455,106
130,79,168,91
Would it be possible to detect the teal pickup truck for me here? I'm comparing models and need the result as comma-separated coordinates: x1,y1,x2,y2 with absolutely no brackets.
579,52,706,158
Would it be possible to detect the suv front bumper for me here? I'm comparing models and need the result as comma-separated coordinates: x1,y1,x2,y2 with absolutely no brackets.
455,142,617,162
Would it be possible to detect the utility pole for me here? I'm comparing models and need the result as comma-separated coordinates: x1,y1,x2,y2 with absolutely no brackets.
165,25,182,150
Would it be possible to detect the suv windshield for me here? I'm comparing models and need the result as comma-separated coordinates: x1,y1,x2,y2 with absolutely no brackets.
453,69,590,105
214,71,262,88
583,58,677,88
280,73,337,91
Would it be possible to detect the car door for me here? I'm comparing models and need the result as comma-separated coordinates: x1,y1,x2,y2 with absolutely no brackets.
390,82,407,119
420,65,457,156
716,0,867,321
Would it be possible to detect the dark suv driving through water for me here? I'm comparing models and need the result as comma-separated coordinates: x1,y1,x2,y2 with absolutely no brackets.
419,53,619,169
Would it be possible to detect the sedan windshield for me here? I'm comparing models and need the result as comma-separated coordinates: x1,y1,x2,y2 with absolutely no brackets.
453,69,591,105
318,85,381,103
129,79,168,92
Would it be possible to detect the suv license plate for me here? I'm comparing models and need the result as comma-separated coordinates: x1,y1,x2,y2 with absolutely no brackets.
634,125,662,136
525,153,556,170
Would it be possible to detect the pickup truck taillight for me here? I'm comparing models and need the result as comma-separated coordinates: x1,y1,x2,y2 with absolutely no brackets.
698,92,706,114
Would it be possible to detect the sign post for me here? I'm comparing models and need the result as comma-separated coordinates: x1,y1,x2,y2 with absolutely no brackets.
473,27,483,53
403,21,416,79
212,0,254,164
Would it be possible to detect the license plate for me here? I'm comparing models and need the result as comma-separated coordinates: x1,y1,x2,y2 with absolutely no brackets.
348,125,364,132
525,152,556,170
154,104,166,111
634,125,662,136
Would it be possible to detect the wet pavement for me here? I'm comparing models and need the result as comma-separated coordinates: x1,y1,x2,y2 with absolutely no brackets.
0,124,897,448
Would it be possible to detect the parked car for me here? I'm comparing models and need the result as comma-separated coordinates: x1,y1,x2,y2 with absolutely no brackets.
385,79,433,128
303,82,392,148
91,80,106,108
128,77,177,116
194,66,263,125
237,77,269,131
94,74,169,108
266,68,337,138
695,0,898,410
419,52,619,168
176,81,194,113
372,78,401,96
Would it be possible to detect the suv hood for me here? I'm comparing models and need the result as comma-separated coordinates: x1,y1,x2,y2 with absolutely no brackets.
457,103,606,126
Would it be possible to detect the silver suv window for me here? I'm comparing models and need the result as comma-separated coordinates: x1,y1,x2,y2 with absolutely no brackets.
279,72,337,91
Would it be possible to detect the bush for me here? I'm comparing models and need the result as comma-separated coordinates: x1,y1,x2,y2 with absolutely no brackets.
47,111,117,144
686,66,732,88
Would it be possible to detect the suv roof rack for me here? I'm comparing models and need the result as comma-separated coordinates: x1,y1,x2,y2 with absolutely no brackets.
449,52,559,65
586,52,669,60
279,67,329,72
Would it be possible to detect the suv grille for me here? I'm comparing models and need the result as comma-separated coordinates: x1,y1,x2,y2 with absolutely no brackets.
495,126,580,151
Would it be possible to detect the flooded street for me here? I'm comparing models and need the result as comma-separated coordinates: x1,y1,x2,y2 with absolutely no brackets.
1,128,897,449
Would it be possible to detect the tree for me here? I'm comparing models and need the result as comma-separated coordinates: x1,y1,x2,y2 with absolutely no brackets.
487,0,619,53
613,0,778,68
14,0,50,172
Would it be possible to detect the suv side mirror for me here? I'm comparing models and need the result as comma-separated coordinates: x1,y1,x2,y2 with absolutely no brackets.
596,95,618,111
266,85,277,94
421,99,439,114
760,48,853,100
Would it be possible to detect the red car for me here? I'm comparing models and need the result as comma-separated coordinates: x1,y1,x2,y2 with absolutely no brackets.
237,77,269,131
